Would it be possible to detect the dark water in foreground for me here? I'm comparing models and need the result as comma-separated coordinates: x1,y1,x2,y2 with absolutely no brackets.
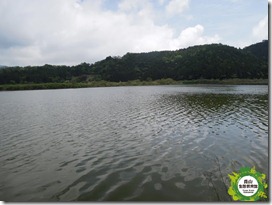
0,85,268,202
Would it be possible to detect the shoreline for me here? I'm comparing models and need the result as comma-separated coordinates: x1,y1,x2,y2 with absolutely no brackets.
0,78,268,91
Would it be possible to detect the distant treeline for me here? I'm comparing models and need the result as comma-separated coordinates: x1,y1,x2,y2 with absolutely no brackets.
0,40,268,84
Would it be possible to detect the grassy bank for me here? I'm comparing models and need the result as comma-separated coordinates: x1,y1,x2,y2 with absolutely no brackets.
0,78,268,91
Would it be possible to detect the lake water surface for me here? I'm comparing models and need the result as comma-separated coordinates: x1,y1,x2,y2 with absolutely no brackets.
0,85,268,201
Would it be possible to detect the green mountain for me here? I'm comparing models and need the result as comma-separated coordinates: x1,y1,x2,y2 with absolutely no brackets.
91,42,268,81
0,41,268,84
243,40,268,61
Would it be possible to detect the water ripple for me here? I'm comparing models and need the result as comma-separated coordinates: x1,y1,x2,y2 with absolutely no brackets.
0,85,268,202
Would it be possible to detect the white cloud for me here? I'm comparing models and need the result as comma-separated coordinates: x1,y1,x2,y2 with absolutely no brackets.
159,0,165,5
118,0,155,22
0,0,220,66
252,15,268,40
170,25,220,49
118,0,147,11
166,0,189,15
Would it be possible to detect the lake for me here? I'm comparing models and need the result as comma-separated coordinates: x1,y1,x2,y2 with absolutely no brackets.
0,85,268,202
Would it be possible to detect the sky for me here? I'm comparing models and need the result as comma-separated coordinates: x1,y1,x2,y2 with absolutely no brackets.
0,0,269,66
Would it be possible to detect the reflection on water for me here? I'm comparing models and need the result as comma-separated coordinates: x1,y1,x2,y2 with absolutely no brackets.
0,85,268,202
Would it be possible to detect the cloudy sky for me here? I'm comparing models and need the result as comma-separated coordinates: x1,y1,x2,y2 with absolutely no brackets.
0,0,268,66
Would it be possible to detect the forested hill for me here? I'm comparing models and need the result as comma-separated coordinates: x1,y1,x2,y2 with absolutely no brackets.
0,41,268,84
243,40,268,61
